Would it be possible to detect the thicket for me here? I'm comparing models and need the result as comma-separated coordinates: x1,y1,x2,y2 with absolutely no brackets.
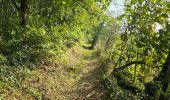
0,0,112,66
98,0,170,99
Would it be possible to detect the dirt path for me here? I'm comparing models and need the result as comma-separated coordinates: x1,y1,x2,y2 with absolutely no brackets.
9,46,109,100
66,46,109,100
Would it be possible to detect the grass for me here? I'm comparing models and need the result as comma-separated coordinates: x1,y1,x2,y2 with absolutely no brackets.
0,44,110,99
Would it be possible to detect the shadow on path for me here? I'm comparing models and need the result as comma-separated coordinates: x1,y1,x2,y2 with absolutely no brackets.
82,45,93,50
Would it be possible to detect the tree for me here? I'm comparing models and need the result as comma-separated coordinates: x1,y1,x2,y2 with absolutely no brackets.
11,0,27,27
107,0,170,99
0,0,111,65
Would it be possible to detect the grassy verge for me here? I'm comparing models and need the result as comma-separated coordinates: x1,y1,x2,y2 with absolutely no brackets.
0,44,93,99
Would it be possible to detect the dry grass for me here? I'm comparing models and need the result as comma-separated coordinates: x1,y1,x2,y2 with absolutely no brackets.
2,45,110,100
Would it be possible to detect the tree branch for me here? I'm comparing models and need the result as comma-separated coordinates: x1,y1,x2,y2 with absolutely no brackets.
112,71,143,94
114,61,145,71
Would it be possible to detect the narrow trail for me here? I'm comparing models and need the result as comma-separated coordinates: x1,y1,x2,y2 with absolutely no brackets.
64,48,109,100
12,46,109,100
67,47,109,100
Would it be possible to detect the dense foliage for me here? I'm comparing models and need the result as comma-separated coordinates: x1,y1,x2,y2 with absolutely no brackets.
2,0,170,99
99,0,170,99
0,0,111,66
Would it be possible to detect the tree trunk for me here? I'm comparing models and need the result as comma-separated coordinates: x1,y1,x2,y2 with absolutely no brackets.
20,0,27,27
159,52,170,99
11,0,27,27
91,34,98,49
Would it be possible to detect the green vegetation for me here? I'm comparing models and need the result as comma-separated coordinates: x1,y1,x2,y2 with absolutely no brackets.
98,0,170,99
1,0,170,99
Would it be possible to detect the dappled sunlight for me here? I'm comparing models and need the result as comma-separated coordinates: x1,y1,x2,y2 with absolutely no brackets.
1,0,170,99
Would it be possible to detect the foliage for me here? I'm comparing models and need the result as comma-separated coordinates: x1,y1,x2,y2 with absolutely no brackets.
99,0,170,99
4,0,170,99
0,0,111,66
0,0,111,99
